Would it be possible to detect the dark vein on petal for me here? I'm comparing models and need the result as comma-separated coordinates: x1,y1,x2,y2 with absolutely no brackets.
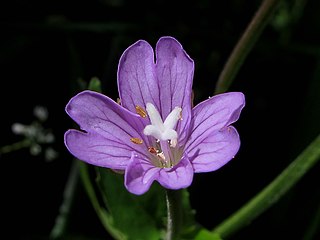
135,68,146,106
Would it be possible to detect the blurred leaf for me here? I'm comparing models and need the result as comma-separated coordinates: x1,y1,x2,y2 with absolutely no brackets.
95,168,207,240
179,189,199,238
78,162,125,240
194,229,222,240
96,168,166,240
88,77,102,92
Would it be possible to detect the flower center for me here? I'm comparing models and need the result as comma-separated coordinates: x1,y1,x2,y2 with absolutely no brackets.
143,103,182,168
143,103,181,145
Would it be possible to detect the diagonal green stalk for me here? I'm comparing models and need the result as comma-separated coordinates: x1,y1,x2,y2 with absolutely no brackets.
50,159,79,239
0,139,31,154
78,162,125,240
212,133,320,238
302,200,320,240
214,0,281,94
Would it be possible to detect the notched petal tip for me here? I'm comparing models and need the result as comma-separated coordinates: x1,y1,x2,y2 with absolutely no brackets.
124,153,159,195
65,90,105,124
117,39,158,113
64,128,131,170
118,39,154,66
64,129,73,150
226,92,246,124
65,90,94,112
63,129,87,160
156,155,194,190
156,36,194,65
230,91,246,107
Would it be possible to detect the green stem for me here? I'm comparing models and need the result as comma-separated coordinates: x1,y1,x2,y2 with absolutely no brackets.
78,162,124,240
166,189,183,240
212,133,320,238
214,0,281,94
0,139,31,154
303,200,320,240
50,159,79,239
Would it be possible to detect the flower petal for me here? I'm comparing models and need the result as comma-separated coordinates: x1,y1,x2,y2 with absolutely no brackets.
118,37,194,145
187,126,240,173
125,153,160,195
156,155,194,189
65,90,149,170
118,40,160,116
156,37,194,145
124,153,194,194
186,92,245,149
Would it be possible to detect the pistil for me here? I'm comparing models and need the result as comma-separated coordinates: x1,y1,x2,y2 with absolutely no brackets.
143,102,182,168
159,140,174,168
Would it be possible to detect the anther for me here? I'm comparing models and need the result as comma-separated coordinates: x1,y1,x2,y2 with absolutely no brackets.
157,152,166,161
148,147,158,154
135,105,147,118
170,139,177,148
130,137,143,144
117,98,121,105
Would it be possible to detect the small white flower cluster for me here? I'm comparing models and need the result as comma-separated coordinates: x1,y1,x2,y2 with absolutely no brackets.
11,105,58,161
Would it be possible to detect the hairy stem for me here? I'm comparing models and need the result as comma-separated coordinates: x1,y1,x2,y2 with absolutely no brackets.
166,189,182,240
214,0,281,94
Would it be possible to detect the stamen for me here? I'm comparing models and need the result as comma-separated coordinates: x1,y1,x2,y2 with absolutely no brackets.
157,152,166,161
148,146,158,154
135,105,147,118
130,137,143,144
143,103,181,168
170,139,177,148
117,98,121,105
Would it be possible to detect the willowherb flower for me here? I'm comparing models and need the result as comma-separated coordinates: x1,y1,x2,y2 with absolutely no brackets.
64,37,245,195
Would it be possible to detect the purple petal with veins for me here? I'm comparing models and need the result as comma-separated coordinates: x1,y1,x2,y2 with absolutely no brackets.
64,37,245,195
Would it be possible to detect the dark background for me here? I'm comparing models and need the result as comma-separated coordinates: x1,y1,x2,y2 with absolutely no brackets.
1,0,320,239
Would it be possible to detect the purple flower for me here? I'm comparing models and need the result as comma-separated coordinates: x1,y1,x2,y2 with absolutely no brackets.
64,37,245,195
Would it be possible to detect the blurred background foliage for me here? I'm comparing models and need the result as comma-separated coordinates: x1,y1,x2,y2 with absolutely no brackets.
1,0,320,239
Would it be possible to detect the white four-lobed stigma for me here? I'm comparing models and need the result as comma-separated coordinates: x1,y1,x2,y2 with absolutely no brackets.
143,103,181,146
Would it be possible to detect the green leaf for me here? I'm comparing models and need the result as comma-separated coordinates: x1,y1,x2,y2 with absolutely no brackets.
78,162,125,240
194,229,222,240
88,77,102,92
179,189,198,238
95,168,166,240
